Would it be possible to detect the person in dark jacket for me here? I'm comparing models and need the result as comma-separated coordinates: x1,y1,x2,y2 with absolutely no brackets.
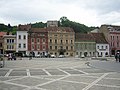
119,53,120,62
115,52,120,62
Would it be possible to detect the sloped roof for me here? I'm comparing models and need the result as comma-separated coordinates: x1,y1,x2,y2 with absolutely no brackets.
18,24,31,31
0,32,7,36
75,33,95,42
91,33,108,44
101,24,120,31
47,27,74,32
31,28,47,33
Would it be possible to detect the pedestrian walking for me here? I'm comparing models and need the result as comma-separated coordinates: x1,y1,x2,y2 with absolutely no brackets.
29,52,32,60
115,52,120,62
119,53,120,62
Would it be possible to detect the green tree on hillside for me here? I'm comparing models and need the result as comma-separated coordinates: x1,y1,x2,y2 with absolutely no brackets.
59,16,95,33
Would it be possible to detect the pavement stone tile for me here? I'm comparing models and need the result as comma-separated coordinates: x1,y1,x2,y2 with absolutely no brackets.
97,78,120,86
60,68,74,71
88,85,120,90
29,89,44,90
12,69,26,72
76,68,110,73
0,71,7,76
80,73,104,78
0,69,9,76
62,76,98,84
104,73,120,79
0,77,21,81
60,68,84,74
9,71,27,76
39,80,87,90
30,69,48,75
29,69,44,72
30,71,48,76
9,77,50,86
0,82,26,90
41,76,65,80
45,69,67,75
64,70,84,74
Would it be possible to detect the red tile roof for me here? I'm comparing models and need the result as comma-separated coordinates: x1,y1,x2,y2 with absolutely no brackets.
31,28,47,32
47,27,74,32
0,32,7,36
75,33,95,42
18,24,31,31
91,33,108,44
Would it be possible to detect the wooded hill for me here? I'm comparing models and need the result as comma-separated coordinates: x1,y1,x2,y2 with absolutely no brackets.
0,16,97,34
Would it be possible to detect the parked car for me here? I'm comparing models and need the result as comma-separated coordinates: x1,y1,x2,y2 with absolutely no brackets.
36,54,41,58
81,54,85,58
58,55,65,58
51,54,56,58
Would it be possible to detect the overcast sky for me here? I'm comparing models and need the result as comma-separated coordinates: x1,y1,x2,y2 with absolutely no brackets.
0,0,120,26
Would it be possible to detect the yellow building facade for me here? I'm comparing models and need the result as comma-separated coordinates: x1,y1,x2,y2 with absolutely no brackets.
3,35,16,54
47,27,75,57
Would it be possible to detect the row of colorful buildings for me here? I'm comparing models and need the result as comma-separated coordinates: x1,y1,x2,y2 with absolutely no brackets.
0,21,120,57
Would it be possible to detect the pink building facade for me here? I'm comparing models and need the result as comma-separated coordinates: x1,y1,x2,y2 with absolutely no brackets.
99,25,120,55
109,32,120,55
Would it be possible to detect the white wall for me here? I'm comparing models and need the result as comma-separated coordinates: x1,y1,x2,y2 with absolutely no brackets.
16,31,28,53
96,44,109,57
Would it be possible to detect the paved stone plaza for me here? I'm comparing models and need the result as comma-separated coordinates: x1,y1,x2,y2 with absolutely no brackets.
0,58,120,90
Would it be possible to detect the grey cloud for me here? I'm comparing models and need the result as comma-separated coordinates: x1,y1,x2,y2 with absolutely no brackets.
81,0,120,14
0,0,120,26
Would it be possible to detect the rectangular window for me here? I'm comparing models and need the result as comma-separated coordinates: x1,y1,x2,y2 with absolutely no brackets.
117,42,119,47
66,46,68,50
117,36,118,40
97,46,99,49
31,38,34,42
50,39,52,43
37,38,40,42
43,38,45,42
23,35,26,39
106,46,108,49
37,45,40,49
19,35,21,39
101,46,103,49
55,39,57,44
12,45,14,49
66,40,68,44
71,46,73,50
111,36,112,40
32,44,34,50
43,46,45,50
12,39,14,43
76,52,78,55
50,46,52,50
7,39,9,43
18,44,21,48
23,44,26,48
61,40,62,44
55,46,57,50
71,40,73,44
113,36,114,40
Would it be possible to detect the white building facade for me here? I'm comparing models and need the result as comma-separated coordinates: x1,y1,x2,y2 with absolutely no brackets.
96,44,109,57
16,30,28,55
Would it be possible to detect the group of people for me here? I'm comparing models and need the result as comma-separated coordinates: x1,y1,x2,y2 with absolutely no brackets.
115,52,120,62
8,53,16,60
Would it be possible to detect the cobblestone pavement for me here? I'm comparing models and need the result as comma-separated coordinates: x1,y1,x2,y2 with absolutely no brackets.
0,58,120,90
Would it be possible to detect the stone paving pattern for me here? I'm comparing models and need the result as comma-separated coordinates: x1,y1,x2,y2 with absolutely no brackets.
0,58,120,90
